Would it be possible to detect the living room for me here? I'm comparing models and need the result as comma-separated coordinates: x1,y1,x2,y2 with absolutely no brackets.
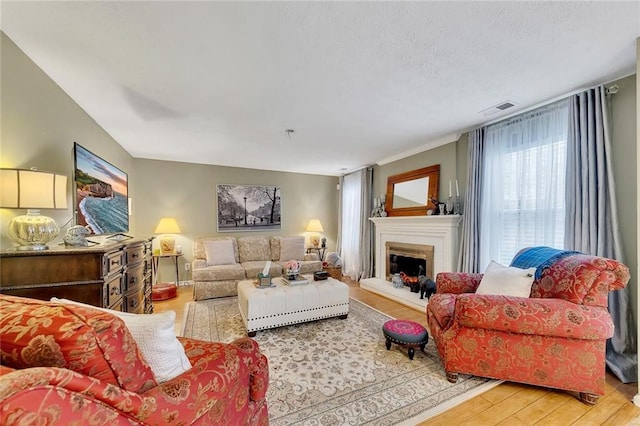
1,2,639,424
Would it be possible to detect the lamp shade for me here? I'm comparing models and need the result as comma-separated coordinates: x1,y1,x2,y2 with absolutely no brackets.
0,168,68,251
305,219,324,233
154,217,181,234
1,168,67,209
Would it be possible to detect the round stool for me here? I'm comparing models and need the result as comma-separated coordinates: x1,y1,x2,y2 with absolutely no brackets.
152,283,178,301
382,319,428,360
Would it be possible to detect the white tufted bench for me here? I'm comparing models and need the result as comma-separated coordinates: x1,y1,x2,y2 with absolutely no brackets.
237,276,350,336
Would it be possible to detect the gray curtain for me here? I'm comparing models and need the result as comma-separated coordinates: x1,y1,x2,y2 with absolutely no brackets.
360,167,375,279
457,127,485,273
565,86,636,383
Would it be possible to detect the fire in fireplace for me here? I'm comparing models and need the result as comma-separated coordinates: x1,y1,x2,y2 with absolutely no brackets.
385,242,434,283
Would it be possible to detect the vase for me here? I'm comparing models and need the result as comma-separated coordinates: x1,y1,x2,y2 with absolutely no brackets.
392,273,403,289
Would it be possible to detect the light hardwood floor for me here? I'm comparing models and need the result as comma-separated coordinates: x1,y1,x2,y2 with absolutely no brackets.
155,279,640,425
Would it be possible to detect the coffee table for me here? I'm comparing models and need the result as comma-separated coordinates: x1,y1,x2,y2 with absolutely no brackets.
237,275,350,336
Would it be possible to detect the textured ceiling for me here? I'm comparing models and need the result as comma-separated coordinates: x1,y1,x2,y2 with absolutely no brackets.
1,2,638,176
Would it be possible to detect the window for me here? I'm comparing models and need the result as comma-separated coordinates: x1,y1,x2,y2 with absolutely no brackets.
479,100,569,268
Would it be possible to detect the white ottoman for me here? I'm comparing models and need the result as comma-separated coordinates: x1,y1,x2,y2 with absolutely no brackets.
237,276,350,336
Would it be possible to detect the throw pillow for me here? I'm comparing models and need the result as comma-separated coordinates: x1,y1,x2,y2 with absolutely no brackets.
51,298,192,383
476,261,537,298
280,236,305,261
204,239,236,266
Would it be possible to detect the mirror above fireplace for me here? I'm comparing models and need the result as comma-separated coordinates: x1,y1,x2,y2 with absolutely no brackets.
385,164,440,216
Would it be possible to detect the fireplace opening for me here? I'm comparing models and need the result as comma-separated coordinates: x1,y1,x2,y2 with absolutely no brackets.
385,242,434,282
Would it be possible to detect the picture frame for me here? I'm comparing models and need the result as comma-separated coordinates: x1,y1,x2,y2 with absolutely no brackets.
217,184,281,232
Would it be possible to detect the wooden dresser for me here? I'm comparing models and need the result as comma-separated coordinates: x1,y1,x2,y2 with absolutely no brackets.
0,238,153,313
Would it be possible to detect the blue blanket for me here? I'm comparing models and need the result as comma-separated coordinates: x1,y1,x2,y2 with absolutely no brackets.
510,246,580,280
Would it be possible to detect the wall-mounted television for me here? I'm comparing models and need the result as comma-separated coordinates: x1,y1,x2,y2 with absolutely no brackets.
73,142,129,235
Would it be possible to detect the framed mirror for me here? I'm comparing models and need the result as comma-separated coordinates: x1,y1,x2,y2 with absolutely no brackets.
385,165,440,216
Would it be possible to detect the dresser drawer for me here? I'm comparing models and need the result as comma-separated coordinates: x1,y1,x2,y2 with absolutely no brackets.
125,243,145,265
124,291,144,314
103,273,123,308
103,251,124,276
124,263,144,292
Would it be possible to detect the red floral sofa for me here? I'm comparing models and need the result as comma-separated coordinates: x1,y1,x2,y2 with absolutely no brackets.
426,249,630,405
0,294,269,425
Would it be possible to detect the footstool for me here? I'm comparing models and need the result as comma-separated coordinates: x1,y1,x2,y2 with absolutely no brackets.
383,319,428,360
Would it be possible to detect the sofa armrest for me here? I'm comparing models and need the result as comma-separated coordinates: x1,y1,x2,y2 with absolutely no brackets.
178,336,268,396
436,272,483,294
193,259,208,269
0,367,147,424
229,337,269,402
454,294,615,340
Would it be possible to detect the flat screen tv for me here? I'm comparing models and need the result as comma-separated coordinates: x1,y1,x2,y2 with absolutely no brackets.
73,142,129,236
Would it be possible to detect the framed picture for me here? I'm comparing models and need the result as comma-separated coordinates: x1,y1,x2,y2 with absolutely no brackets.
217,184,281,232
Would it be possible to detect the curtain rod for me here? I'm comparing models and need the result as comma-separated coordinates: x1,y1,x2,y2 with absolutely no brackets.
481,72,632,128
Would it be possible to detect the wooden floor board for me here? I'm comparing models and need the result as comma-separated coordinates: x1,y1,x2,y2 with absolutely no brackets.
154,278,640,425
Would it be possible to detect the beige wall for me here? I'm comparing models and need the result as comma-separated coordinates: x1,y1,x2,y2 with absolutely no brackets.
0,32,136,248
0,32,340,277
134,159,338,280
609,74,637,315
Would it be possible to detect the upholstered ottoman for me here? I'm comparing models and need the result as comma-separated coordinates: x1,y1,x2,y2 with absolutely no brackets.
237,276,350,336
383,319,428,360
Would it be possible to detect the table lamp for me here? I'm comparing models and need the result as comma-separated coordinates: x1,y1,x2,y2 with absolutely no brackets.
1,168,68,250
154,217,181,254
306,219,324,247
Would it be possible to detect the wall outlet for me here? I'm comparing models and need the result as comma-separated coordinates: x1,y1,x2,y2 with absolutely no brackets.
184,263,191,271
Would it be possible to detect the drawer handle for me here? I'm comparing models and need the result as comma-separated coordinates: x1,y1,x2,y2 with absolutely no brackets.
111,259,121,267
130,300,138,308
130,276,138,284
132,253,139,259
110,286,120,296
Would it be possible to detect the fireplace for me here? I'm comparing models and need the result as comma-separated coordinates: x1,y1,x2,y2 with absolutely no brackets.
386,242,434,281
360,215,461,310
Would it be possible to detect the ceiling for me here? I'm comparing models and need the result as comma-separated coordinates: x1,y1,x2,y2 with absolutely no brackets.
1,2,638,176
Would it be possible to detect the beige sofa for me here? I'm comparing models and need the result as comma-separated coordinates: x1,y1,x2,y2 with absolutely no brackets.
192,235,322,300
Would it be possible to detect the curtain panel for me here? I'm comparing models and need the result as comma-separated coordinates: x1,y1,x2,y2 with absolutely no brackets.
565,86,636,383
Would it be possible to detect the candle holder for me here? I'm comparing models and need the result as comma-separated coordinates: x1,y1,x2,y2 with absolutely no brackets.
446,197,454,215
454,195,461,215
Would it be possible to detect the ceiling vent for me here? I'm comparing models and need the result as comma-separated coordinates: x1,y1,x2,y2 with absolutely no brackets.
480,101,516,116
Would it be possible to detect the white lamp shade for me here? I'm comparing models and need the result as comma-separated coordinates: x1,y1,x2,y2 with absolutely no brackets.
305,219,324,233
1,168,67,209
154,217,181,234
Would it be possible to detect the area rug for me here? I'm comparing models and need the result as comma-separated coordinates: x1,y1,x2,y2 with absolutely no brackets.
181,297,500,425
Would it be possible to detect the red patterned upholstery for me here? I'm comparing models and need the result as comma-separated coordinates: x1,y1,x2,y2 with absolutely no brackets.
426,251,629,404
0,295,269,425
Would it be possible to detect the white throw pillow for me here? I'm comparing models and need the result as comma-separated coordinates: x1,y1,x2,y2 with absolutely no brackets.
279,236,305,261
476,261,537,298
204,239,236,266
50,298,192,383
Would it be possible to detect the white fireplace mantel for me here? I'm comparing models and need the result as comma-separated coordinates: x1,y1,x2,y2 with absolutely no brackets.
361,215,462,311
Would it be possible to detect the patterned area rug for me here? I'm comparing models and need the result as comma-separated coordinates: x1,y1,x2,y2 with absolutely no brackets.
181,297,499,425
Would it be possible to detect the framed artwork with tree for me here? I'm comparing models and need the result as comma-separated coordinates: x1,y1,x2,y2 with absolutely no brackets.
216,184,281,231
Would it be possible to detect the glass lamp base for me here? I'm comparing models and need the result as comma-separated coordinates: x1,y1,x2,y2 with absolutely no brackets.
6,210,59,251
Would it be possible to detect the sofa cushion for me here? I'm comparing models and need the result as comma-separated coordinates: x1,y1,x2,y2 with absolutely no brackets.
277,260,322,275
204,239,237,266
194,237,239,263
51,298,191,383
193,263,247,281
0,294,156,393
476,261,536,298
238,236,271,263
279,236,305,261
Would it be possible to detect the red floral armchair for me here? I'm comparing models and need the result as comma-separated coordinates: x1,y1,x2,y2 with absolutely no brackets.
426,250,630,405
0,295,269,425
